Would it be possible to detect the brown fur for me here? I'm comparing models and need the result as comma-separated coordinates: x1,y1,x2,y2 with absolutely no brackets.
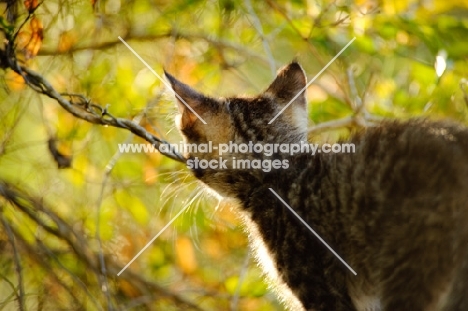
166,63,468,311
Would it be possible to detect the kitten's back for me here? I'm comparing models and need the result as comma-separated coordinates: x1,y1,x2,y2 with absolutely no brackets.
167,63,468,310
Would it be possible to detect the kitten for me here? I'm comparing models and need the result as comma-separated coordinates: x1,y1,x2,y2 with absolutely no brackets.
165,62,468,311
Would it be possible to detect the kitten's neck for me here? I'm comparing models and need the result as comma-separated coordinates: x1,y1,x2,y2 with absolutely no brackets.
194,153,318,203
195,168,265,200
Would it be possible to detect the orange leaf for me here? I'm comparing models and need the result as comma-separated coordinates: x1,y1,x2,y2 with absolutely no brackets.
23,17,43,59
24,0,39,12
16,17,43,60
143,161,158,185
118,279,141,298
30,17,43,34
5,70,25,91
175,236,197,274
16,31,31,50
58,31,77,52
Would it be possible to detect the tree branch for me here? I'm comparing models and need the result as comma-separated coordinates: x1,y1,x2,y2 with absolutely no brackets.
8,63,186,163
0,181,206,311
0,215,25,311
38,31,269,65
0,17,186,164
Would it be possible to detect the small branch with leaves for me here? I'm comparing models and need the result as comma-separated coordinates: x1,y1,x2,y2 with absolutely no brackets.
1,9,186,164
3,55,186,163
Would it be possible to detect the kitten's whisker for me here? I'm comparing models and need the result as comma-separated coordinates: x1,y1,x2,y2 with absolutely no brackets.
160,180,198,216
268,188,357,276
159,174,194,202
158,169,184,178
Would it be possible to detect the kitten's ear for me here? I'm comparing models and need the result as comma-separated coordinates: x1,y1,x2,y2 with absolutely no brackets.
264,62,307,106
165,71,204,126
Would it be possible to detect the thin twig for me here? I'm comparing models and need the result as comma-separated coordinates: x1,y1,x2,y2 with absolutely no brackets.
0,216,25,311
230,252,250,311
32,235,104,310
265,0,354,108
244,0,276,77
95,111,147,310
307,116,354,134
38,31,269,65
5,224,90,310
460,79,468,107
0,181,206,311
0,182,102,309
347,66,363,112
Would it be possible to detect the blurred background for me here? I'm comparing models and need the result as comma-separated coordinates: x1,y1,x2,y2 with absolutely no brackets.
0,0,468,310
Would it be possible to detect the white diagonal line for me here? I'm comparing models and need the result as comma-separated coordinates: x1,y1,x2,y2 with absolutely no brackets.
118,36,207,125
117,203,190,276
268,188,357,275
268,37,356,124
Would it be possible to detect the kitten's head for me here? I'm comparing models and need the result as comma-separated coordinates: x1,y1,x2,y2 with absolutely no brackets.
166,62,308,162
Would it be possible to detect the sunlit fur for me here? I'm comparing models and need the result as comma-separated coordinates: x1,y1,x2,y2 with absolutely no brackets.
167,63,468,311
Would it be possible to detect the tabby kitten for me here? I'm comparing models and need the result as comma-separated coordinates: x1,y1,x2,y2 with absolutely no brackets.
165,62,468,311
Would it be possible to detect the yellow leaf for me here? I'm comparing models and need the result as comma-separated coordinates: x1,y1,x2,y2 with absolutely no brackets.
115,190,149,225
